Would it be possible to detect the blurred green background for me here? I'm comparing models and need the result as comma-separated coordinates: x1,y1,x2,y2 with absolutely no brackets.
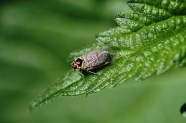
0,0,186,123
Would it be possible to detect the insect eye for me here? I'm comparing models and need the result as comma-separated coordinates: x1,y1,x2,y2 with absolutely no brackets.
71,64,78,69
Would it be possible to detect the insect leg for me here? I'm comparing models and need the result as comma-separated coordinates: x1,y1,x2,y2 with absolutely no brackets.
79,69,84,77
87,70,98,75
79,72,84,76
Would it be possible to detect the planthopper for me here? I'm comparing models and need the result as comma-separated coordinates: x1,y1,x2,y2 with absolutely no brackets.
71,50,111,75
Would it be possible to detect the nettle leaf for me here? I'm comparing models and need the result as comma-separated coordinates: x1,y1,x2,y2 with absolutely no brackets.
30,0,186,110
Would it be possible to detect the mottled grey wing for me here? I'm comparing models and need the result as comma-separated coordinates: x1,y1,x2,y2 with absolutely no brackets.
81,50,111,70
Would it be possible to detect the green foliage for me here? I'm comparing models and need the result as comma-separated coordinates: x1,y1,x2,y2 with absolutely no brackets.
30,0,186,110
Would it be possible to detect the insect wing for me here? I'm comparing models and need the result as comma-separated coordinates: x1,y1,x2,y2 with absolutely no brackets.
81,50,110,70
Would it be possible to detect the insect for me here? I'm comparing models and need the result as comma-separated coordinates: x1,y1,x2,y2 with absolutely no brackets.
71,50,111,75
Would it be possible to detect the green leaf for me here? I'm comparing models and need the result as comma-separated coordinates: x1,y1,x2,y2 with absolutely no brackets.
30,0,186,110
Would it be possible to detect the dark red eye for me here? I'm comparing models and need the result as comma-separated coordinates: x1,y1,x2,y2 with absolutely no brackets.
71,61,78,69
72,64,78,69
